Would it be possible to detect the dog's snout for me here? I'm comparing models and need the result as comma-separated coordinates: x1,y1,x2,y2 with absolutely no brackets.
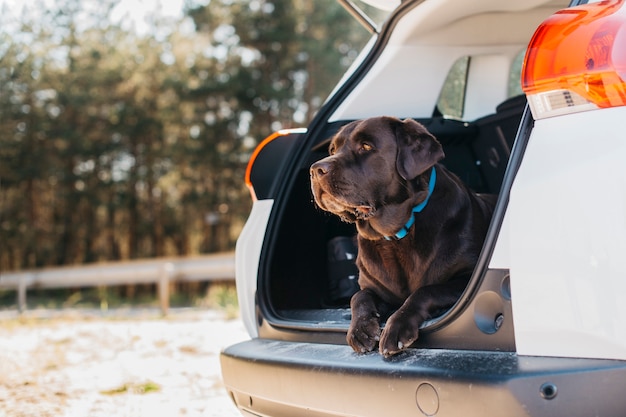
311,160,331,177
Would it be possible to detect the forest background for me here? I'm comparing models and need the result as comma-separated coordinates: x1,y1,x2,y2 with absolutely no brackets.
0,0,378,272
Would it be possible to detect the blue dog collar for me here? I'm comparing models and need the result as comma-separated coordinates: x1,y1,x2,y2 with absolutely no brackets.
385,166,436,241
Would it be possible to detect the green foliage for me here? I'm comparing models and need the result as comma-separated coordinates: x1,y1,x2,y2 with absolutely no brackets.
199,283,239,319
100,381,161,396
0,0,372,271
0,286,164,310
0,282,237,312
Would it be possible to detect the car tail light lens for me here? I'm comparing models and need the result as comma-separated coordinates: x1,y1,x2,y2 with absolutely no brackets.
245,128,307,201
522,0,626,119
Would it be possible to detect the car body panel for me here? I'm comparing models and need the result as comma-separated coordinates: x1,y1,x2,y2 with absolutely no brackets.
235,199,274,337
507,106,626,360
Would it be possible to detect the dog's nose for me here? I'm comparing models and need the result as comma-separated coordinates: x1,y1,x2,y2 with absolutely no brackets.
311,160,331,177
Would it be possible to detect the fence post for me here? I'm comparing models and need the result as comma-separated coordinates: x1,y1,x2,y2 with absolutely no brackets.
18,273,32,314
158,263,174,316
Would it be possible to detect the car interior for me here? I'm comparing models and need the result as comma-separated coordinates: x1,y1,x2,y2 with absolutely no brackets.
263,97,527,326
258,0,570,332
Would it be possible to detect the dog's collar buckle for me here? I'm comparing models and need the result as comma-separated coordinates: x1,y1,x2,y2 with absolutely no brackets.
385,166,436,241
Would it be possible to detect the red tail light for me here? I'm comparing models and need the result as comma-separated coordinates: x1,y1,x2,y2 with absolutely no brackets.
522,0,626,118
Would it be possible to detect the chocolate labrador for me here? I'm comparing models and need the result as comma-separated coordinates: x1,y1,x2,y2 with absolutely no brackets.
310,116,495,357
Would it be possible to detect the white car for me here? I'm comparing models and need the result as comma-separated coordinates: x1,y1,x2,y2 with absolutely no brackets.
221,0,626,415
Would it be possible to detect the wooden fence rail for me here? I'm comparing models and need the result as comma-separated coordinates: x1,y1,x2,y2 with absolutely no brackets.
0,252,235,315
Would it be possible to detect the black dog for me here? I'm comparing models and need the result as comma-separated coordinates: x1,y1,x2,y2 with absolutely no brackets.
310,116,495,357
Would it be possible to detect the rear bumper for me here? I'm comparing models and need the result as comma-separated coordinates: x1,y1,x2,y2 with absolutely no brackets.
220,339,626,417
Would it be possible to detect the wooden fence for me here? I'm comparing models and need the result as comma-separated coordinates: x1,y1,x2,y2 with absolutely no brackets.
0,252,235,315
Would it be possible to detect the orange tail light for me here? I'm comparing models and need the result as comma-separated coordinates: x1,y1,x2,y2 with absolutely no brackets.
522,0,626,118
245,128,307,201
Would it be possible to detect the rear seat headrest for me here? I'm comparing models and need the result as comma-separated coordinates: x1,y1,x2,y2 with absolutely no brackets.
496,95,527,113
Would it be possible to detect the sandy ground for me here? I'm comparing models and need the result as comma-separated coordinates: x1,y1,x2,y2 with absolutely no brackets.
0,308,248,417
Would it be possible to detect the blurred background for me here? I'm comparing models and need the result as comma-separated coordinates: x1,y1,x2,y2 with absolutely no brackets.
0,3,383,415
0,0,376,268
0,0,381,308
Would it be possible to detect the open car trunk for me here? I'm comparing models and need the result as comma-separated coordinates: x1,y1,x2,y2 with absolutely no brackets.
236,0,573,347
257,94,527,347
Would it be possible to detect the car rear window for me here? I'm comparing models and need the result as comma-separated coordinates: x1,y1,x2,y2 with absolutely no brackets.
437,49,527,120
436,56,469,119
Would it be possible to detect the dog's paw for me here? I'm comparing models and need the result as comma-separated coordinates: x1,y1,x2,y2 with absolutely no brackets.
347,314,381,354
378,310,421,357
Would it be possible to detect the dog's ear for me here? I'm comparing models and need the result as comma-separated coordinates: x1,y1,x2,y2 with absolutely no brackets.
394,118,444,180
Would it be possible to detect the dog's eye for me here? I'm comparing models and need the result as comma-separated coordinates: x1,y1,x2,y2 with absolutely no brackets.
329,145,336,155
360,143,373,152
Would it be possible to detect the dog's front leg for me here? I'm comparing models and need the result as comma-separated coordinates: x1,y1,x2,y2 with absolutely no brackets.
347,289,383,353
379,279,468,357
378,293,425,357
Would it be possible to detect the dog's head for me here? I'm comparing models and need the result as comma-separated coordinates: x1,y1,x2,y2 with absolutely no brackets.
310,116,444,239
